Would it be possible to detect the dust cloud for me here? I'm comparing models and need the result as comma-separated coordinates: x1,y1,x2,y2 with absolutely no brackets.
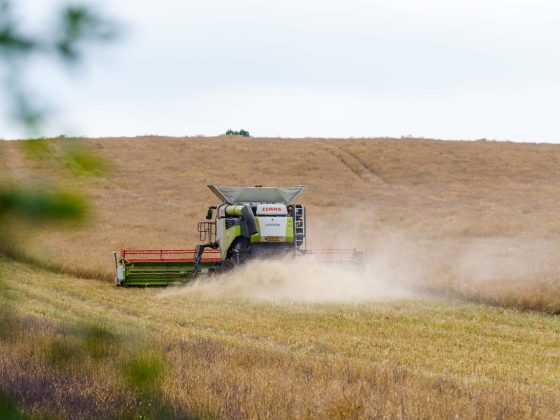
158,225,428,303
451,238,559,285
159,254,414,302
162,234,560,306
158,210,560,306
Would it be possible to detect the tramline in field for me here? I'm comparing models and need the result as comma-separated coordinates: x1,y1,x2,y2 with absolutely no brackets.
113,185,363,286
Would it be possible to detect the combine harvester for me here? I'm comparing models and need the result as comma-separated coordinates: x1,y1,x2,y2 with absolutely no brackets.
113,185,363,286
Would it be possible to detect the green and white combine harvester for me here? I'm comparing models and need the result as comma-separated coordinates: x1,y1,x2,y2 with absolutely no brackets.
113,185,363,286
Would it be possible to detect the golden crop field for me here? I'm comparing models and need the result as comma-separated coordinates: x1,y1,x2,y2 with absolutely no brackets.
1,136,560,418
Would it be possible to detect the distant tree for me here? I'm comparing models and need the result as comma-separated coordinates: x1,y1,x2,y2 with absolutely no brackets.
225,129,250,137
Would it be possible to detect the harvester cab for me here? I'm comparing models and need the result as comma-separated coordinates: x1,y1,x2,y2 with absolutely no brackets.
114,185,362,286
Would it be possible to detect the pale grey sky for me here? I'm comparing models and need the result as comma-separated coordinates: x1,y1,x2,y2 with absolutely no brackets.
3,0,560,141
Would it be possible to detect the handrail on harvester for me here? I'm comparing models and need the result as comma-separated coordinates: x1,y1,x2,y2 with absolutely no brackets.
120,249,222,263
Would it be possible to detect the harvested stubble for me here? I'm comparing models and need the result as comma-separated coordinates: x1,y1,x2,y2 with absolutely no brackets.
1,259,559,418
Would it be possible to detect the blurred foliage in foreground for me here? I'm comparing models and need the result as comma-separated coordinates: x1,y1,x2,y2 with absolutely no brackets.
0,0,118,234
0,186,87,223
0,0,116,230
0,309,172,418
0,137,109,235
0,2,171,418
0,0,115,222
0,0,117,134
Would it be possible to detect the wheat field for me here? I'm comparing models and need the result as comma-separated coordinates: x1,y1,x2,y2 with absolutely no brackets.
3,136,560,311
1,136,560,417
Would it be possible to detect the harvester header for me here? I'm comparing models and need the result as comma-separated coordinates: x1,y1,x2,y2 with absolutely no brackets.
114,185,362,286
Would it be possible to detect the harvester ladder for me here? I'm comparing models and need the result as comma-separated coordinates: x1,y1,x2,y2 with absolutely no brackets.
192,244,207,279
294,205,306,249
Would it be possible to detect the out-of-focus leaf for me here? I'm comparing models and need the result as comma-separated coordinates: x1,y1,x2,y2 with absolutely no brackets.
12,92,46,136
63,141,107,176
20,138,52,158
0,1,36,56
0,187,87,222
0,27,35,55
1,1,118,134
80,324,119,359
0,306,21,342
56,6,118,62
46,337,84,367
0,391,25,420
45,323,120,367
19,138,107,176
120,352,166,394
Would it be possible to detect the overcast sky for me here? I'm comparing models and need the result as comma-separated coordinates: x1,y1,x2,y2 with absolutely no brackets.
3,0,560,141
